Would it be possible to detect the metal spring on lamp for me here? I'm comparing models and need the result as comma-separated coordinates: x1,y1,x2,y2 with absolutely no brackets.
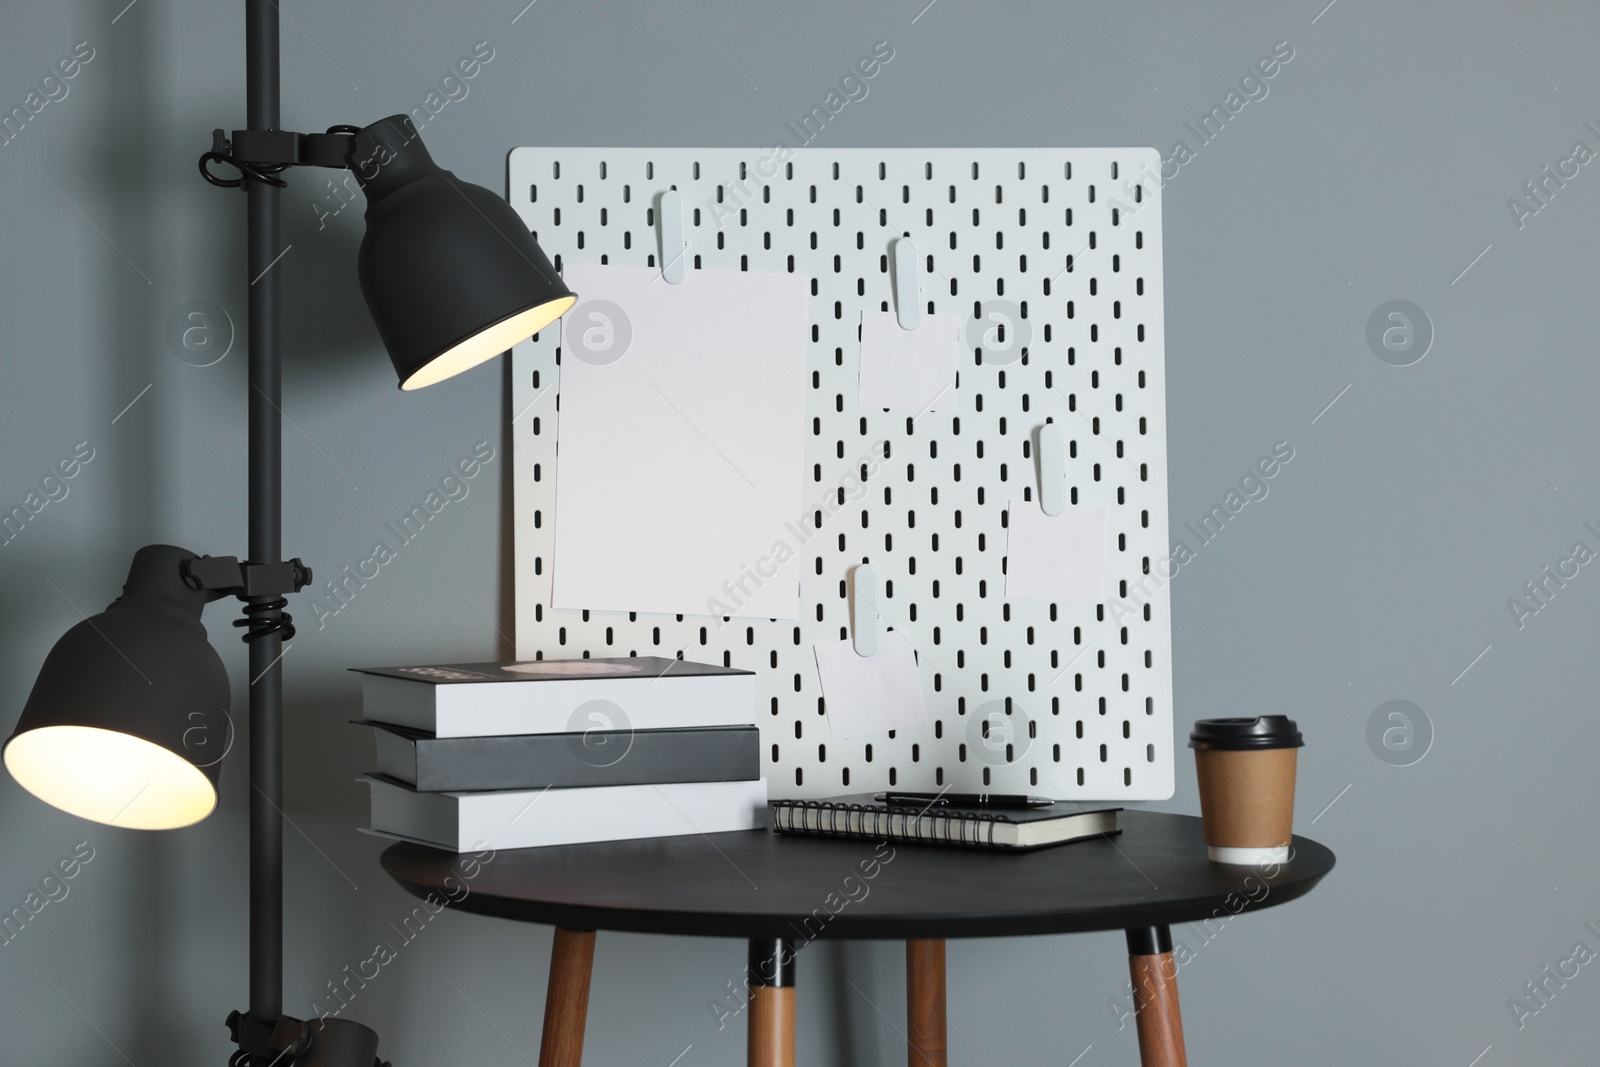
235,596,295,643
199,149,289,189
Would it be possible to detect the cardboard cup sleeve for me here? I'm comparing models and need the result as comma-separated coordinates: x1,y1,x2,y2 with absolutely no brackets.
1190,716,1303,866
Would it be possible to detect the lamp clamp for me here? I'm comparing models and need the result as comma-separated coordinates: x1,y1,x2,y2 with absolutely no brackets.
182,555,312,599
225,1009,311,1064
200,124,363,190
225,1009,391,1067
182,555,312,644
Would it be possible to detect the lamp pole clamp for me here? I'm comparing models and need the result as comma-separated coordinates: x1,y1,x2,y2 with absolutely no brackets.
181,554,312,643
225,1009,311,1064
199,124,361,189
225,1008,390,1067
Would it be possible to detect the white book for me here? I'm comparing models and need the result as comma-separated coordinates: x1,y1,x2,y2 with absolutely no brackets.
351,657,755,738
364,775,768,852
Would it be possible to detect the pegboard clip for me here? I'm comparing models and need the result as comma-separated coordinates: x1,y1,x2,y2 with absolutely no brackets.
850,564,882,657
657,189,688,284
891,236,921,331
1036,423,1066,516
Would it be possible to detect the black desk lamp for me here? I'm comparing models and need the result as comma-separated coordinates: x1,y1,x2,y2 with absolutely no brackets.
1,4,574,1064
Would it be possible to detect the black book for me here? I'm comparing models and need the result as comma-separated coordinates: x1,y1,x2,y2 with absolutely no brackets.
769,794,1120,852
357,721,760,792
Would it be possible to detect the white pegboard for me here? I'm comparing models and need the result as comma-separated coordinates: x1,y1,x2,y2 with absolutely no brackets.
510,148,1173,801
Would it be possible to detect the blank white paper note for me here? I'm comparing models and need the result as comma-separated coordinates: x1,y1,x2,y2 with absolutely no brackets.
552,264,809,619
1005,503,1109,603
814,631,930,741
856,310,960,411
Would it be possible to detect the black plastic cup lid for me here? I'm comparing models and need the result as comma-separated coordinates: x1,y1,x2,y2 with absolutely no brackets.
1189,715,1304,751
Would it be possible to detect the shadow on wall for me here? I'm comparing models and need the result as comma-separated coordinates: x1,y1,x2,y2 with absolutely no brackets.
284,690,373,819
98,0,170,1061
280,195,378,390
827,940,877,1067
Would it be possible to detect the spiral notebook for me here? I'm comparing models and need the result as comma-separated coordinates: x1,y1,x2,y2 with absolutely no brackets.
769,794,1120,852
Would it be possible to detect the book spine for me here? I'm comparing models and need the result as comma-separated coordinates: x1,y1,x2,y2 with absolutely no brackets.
411,725,760,791
770,801,1002,849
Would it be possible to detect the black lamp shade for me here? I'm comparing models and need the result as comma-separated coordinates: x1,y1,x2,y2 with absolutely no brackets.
3,545,229,830
352,116,576,391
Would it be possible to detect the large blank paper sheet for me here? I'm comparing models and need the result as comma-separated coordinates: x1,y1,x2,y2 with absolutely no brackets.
552,264,809,619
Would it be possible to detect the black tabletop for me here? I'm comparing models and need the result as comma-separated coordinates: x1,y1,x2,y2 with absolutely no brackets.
381,811,1334,940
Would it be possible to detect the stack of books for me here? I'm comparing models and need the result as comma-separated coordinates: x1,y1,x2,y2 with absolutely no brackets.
353,657,766,852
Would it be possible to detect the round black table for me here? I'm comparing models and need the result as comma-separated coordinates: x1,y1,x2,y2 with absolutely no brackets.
382,811,1334,1067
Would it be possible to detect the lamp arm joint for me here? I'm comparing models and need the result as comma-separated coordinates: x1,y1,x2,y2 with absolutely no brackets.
199,125,360,189
181,555,312,599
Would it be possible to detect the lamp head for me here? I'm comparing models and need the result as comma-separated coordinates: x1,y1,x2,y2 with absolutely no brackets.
351,115,576,391
3,545,229,830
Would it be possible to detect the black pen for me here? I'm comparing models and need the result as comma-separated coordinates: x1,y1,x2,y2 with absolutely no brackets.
875,791,1055,809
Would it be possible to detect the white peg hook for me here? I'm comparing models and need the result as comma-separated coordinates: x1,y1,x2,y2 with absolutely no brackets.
657,189,688,284
1036,424,1066,516
891,236,921,331
850,564,882,656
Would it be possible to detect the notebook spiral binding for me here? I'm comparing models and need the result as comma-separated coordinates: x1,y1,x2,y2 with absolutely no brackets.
770,798,1007,848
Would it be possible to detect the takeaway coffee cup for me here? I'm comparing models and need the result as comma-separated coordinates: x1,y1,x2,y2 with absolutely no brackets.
1189,716,1304,865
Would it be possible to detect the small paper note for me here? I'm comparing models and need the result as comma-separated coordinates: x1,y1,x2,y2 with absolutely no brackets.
857,310,960,411
1005,503,1109,603
814,631,929,741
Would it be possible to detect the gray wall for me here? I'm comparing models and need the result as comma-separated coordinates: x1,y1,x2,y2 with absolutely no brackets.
0,1,1594,1063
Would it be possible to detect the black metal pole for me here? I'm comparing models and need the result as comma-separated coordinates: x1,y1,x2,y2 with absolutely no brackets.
244,0,283,1023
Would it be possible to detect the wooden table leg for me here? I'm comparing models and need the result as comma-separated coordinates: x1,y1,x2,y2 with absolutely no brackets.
747,938,796,1067
1126,926,1187,1067
906,939,948,1067
538,928,595,1067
